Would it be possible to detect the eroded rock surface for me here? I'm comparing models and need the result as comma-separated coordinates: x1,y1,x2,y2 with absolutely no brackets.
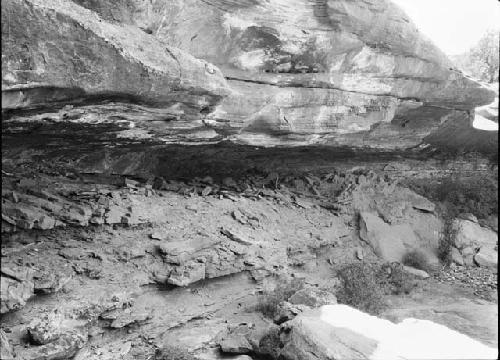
0,162,497,359
1,0,497,151
2,0,229,115
1,1,498,359
279,305,497,360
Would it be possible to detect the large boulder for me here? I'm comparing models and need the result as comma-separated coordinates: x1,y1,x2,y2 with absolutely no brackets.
0,266,35,314
279,305,497,360
359,212,407,262
351,180,443,265
452,219,498,250
359,212,438,265
474,248,498,271
452,219,498,269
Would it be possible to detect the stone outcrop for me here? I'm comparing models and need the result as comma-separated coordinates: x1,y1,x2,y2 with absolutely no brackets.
453,219,497,250
451,219,498,269
1,266,35,314
279,305,498,360
474,249,498,270
0,330,14,360
1,0,497,151
351,176,442,265
1,0,229,117
102,0,495,148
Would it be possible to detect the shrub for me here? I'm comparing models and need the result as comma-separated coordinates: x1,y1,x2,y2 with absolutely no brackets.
402,250,431,272
404,175,498,220
335,263,386,315
258,327,282,359
438,216,457,265
254,278,304,319
379,263,414,295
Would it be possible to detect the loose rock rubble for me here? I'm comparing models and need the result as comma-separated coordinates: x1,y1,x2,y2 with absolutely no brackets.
434,265,497,301
0,163,497,358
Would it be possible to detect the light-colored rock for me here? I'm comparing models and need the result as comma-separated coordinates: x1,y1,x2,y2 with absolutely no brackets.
0,330,14,360
2,0,229,115
219,334,252,354
280,307,378,360
381,292,498,348
2,0,495,151
352,183,442,266
167,261,206,287
461,246,476,267
458,213,478,223
216,321,278,356
453,219,498,250
402,266,430,279
280,305,497,360
159,237,218,265
451,247,464,266
474,247,498,271
109,309,151,328
28,312,67,345
359,212,411,262
137,0,495,148
17,332,87,360
0,267,34,314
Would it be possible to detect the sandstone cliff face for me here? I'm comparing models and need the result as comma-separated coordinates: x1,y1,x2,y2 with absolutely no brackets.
1,0,497,151
74,0,496,147
1,0,229,117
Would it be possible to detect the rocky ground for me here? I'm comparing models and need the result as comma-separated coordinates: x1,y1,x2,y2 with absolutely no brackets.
1,158,497,359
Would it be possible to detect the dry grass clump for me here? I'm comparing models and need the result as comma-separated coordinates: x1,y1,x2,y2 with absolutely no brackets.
254,278,304,318
335,262,416,314
402,250,432,272
335,263,386,315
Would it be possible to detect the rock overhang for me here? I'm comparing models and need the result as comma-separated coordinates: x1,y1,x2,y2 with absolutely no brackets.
1,0,497,154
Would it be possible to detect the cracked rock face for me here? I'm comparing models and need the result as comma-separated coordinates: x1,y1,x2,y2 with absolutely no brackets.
1,0,229,114
1,0,497,152
114,0,495,147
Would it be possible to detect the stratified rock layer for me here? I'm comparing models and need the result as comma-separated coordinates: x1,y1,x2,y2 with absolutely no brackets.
97,0,495,147
1,0,229,117
1,0,497,151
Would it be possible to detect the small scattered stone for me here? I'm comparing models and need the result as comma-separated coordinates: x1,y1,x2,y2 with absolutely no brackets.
150,232,164,240
201,186,213,197
219,334,252,354
123,178,139,188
